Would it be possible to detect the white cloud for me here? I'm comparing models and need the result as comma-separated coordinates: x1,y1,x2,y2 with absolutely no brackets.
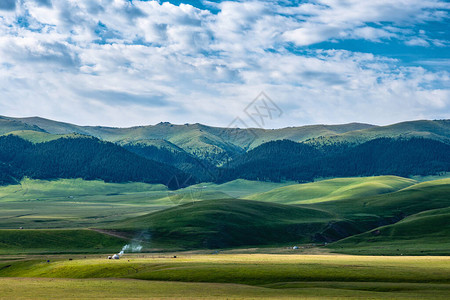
0,0,448,127
283,0,449,46
405,38,431,47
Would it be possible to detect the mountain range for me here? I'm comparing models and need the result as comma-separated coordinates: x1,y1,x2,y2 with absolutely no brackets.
0,116,449,186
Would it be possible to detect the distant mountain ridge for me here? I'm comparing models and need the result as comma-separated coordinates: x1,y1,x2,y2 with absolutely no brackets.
2,116,450,162
0,116,449,186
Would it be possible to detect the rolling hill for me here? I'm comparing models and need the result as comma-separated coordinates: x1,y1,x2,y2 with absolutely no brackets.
0,130,78,143
308,178,450,244
0,229,126,254
0,176,448,253
244,176,417,204
111,199,336,249
0,117,46,135
106,178,450,250
312,178,450,218
309,119,450,146
328,207,450,255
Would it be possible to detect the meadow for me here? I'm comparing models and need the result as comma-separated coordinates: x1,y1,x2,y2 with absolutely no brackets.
0,178,289,229
1,176,449,255
0,254,449,299
0,175,449,298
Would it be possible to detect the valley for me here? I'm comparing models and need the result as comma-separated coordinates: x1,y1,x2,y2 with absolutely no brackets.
0,117,449,299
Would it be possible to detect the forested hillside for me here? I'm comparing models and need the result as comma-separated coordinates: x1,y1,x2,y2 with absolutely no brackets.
0,117,449,186
220,138,450,182
0,135,190,188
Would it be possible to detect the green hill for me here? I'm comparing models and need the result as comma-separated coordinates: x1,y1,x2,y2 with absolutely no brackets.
2,116,376,162
222,137,450,182
313,178,450,217
0,178,166,201
305,179,450,243
0,229,126,254
111,199,335,249
180,179,293,198
245,176,417,204
0,134,190,187
0,178,173,230
328,207,450,255
309,119,450,146
7,116,449,155
2,117,449,179
119,178,449,250
1,130,82,143
0,117,46,135
0,177,448,253
0,178,288,230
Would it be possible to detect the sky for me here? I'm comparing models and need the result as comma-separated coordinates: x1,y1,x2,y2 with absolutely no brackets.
0,0,449,128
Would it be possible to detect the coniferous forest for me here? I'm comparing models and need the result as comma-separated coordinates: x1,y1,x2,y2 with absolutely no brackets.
0,133,448,187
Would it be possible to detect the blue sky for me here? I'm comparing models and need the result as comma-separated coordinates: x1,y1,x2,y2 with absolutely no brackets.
0,0,449,128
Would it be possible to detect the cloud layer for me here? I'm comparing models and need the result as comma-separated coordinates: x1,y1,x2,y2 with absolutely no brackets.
0,0,449,127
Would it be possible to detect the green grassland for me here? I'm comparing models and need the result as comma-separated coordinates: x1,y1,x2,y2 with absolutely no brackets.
113,177,450,252
179,178,293,198
0,254,449,299
0,117,46,135
312,178,450,218
111,199,335,249
308,119,450,146
0,229,126,254
0,178,292,229
244,176,417,204
1,177,449,255
0,130,75,143
0,175,449,298
328,207,450,255
0,178,170,229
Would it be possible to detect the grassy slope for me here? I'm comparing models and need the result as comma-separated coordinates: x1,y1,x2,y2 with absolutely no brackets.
0,229,126,254
111,199,335,249
0,178,170,229
312,178,450,218
0,255,449,299
117,138,185,151
3,278,449,300
246,122,376,148
0,175,448,254
312,179,450,255
328,207,450,255
120,178,450,251
3,177,444,252
309,119,450,145
0,177,167,199
0,117,46,135
180,179,294,198
0,178,288,229
16,117,448,148
3,117,449,167
245,176,417,204
7,116,376,154
0,130,80,143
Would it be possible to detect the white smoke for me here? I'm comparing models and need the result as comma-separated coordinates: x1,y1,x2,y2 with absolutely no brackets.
117,231,149,256
118,243,143,256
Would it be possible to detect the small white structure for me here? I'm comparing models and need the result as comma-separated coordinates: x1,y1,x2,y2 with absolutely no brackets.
112,254,120,259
